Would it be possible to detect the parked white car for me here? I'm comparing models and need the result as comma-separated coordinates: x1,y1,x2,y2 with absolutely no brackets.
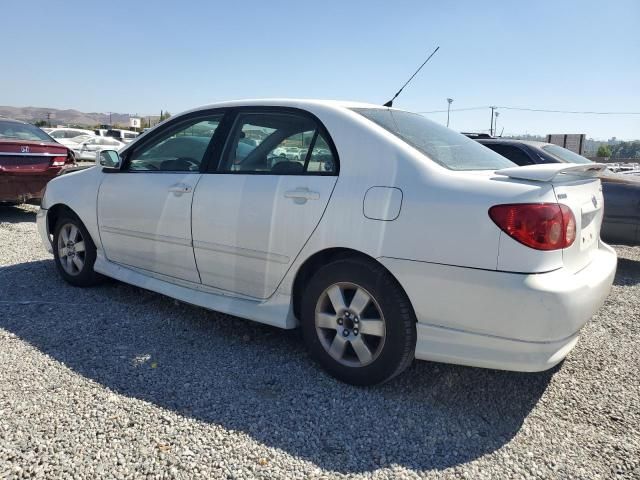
43,128,95,141
73,136,125,161
105,129,139,143
36,99,617,385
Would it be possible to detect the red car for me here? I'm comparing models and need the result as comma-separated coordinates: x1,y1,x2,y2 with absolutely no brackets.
0,118,74,204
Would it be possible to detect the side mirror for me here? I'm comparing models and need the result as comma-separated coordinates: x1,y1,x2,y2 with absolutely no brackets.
98,149,122,168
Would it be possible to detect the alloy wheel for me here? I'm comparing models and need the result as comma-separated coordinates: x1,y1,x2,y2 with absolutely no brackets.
314,282,386,367
57,223,86,276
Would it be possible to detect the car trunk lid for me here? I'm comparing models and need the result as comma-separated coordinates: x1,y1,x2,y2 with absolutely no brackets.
0,140,69,173
496,163,606,273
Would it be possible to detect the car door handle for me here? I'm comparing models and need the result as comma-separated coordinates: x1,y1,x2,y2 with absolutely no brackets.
168,183,193,195
284,188,320,202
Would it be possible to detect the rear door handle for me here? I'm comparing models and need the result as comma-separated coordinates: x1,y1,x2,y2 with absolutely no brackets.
168,183,193,195
285,187,320,203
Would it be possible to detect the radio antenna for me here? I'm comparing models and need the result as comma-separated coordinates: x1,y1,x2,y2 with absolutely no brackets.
383,46,440,107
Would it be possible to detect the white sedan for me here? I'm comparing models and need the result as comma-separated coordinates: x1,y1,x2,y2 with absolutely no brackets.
72,136,125,161
36,99,617,386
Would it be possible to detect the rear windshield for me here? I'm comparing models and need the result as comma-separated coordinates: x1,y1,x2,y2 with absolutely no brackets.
0,120,53,142
542,144,592,165
352,108,514,171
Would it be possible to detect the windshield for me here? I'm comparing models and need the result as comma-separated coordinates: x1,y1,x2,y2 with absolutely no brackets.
0,120,54,142
352,108,514,171
542,144,593,164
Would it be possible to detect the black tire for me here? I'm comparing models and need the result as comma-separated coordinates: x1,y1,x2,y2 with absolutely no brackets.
52,214,103,287
301,257,416,386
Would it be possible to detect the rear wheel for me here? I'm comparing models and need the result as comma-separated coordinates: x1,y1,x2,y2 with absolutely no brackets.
301,258,416,386
53,215,103,287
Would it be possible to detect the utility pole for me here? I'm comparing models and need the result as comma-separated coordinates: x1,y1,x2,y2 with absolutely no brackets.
109,112,112,125
494,111,500,137
446,98,453,127
490,106,496,136
46,112,51,127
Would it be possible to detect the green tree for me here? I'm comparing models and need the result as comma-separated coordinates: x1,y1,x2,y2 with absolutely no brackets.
33,120,47,127
597,144,611,157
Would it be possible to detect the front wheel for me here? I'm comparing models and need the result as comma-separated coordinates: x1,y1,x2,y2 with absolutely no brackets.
301,258,417,386
53,215,103,287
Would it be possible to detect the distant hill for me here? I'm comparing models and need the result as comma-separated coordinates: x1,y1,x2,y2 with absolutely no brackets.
0,106,151,127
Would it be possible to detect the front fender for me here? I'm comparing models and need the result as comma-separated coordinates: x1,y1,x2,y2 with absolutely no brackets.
42,166,104,250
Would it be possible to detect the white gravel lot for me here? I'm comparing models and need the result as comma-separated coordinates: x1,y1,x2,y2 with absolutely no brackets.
0,204,638,479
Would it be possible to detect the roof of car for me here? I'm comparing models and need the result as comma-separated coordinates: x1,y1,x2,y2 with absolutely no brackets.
179,98,393,116
477,138,552,148
0,117,27,124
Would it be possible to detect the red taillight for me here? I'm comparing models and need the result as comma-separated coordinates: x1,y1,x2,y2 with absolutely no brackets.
51,156,67,166
489,203,576,251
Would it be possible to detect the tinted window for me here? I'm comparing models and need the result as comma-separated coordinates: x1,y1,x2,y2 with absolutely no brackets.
482,144,534,166
542,144,593,164
353,108,514,171
222,112,336,174
0,121,53,142
127,116,222,172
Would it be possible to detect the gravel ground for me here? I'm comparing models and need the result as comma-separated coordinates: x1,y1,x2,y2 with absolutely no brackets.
0,204,638,479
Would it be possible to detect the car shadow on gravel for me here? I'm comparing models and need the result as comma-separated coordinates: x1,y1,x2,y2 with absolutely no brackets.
614,258,640,286
0,205,37,223
0,259,559,474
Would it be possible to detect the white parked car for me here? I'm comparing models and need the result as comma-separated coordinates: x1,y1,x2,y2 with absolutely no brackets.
43,128,95,141
73,136,125,161
36,99,617,386
105,128,139,143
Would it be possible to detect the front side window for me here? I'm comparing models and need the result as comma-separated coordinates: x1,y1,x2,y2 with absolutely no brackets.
353,108,514,171
222,112,336,175
127,115,222,172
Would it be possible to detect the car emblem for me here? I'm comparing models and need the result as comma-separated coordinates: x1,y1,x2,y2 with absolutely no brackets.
20,146,30,153
592,195,598,208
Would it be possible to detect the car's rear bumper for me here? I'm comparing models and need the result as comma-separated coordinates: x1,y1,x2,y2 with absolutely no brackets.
379,242,617,372
37,207,53,253
0,172,59,203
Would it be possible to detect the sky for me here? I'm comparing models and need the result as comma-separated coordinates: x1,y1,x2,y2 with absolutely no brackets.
2,0,639,140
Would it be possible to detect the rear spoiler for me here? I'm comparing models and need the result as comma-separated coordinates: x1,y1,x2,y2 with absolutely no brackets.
495,163,607,182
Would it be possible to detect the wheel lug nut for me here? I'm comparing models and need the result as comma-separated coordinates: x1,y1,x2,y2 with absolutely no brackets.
337,318,343,325
342,330,349,337
345,311,351,317
353,328,359,335
354,317,359,323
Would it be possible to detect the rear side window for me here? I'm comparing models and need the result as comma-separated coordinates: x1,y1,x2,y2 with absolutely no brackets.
482,144,535,166
353,108,514,171
542,144,593,165
221,112,337,175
